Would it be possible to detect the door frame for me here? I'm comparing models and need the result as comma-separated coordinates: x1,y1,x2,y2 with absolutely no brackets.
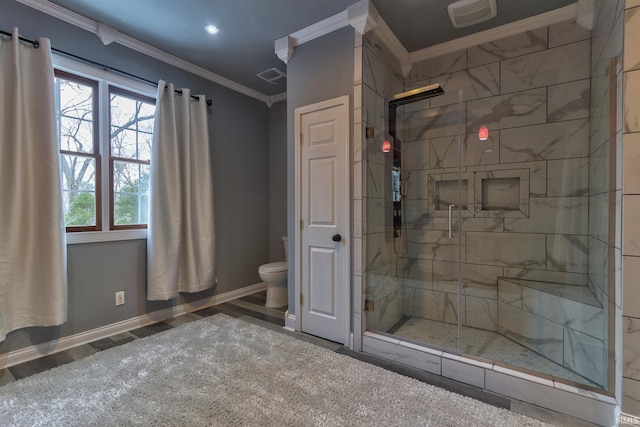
294,95,351,345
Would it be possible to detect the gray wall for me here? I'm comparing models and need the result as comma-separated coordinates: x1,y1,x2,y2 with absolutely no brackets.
269,100,287,262
0,0,270,354
286,26,355,314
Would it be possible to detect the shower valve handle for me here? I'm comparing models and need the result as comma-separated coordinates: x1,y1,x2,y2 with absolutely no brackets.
332,234,342,242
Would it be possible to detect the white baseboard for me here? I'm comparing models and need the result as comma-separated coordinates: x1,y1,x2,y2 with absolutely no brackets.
283,310,297,332
0,282,267,369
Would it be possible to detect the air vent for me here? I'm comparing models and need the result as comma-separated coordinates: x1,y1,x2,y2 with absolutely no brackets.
257,67,286,85
447,0,497,28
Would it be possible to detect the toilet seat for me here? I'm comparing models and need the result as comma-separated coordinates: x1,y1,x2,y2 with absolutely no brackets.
258,262,287,273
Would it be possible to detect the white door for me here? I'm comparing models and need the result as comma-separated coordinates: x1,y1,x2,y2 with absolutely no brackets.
295,95,350,344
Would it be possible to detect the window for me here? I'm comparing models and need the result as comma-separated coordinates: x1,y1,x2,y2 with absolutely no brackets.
109,88,156,229
54,70,100,231
53,60,156,239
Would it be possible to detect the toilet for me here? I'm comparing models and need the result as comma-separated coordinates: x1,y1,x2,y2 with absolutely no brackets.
258,236,288,308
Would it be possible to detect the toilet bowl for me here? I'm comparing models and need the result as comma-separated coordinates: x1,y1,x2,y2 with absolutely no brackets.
258,237,288,308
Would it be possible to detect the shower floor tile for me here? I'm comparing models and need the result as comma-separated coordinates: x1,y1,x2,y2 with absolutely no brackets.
390,317,600,389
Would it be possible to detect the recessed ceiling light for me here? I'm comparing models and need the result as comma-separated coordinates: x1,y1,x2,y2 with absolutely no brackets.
205,25,219,35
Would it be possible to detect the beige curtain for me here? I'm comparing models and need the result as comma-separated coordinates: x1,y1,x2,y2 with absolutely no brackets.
0,28,67,341
147,81,215,300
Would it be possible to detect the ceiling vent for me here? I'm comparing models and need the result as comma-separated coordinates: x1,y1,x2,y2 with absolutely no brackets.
447,0,497,28
257,67,286,85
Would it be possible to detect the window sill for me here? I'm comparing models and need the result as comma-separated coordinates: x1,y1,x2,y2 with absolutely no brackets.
66,229,147,244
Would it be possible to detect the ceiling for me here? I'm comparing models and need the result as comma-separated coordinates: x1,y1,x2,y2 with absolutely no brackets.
44,0,577,97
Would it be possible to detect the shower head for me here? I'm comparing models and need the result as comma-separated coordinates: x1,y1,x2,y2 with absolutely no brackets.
388,83,444,107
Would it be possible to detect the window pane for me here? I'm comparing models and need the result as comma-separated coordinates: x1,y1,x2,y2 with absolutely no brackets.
110,95,137,128
110,92,155,162
113,161,150,226
59,116,94,153
110,128,139,159
61,154,96,227
55,77,95,153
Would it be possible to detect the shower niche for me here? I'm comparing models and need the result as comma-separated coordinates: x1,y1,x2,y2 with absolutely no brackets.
472,168,530,217
427,167,530,218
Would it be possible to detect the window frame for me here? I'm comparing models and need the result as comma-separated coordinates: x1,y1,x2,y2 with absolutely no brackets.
52,54,156,244
54,69,102,233
108,86,156,231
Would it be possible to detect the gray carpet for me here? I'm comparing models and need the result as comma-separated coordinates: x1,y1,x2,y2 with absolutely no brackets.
0,314,550,426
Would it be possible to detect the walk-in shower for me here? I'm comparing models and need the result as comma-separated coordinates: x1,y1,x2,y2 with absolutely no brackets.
362,25,614,392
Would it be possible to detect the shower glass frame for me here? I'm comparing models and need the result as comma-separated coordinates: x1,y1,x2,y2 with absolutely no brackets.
364,72,615,393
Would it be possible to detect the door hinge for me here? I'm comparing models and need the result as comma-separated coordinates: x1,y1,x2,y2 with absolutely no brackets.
365,299,374,312
300,219,304,230
300,293,303,306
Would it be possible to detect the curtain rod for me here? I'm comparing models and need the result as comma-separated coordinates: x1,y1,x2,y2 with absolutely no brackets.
0,29,212,107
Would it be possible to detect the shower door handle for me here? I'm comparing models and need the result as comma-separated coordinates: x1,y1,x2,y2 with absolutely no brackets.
448,204,456,239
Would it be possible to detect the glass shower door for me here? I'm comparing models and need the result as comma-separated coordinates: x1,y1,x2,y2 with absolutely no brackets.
364,86,464,354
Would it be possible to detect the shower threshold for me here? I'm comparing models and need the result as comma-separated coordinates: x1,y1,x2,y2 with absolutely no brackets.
385,316,600,389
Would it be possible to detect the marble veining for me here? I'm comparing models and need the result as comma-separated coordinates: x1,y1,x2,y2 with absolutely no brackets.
406,50,467,84
549,20,591,48
547,79,590,122
428,63,500,109
466,88,547,132
467,29,547,68
500,40,590,94
466,232,546,269
564,327,607,388
500,119,590,163
504,197,588,235
546,234,589,274
548,158,589,197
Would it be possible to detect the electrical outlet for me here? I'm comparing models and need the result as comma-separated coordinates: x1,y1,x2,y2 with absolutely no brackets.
115,291,125,306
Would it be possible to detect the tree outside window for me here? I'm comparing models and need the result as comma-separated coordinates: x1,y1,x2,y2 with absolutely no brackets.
54,71,100,231
109,88,155,229
54,70,156,232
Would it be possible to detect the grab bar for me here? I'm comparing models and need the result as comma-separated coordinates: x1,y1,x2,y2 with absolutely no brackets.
448,204,456,239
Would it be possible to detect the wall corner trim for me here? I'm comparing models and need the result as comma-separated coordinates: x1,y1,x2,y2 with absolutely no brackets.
269,92,288,107
15,0,271,104
576,0,595,30
347,0,379,34
275,35,295,64
0,282,267,369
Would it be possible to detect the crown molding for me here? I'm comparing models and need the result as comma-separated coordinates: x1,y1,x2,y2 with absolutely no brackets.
347,0,379,34
269,92,287,107
291,10,349,46
576,0,595,30
275,35,295,64
410,3,579,64
16,0,95,32
275,10,350,64
15,0,270,104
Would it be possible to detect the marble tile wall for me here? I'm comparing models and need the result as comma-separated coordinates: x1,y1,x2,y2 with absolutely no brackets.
497,278,607,387
360,32,405,332
398,19,611,389
622,0,640,418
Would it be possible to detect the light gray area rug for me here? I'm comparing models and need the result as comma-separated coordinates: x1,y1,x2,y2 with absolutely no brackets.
0,314,551,426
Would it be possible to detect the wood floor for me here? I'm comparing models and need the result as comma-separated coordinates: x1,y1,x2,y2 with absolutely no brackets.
0,291,594,426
